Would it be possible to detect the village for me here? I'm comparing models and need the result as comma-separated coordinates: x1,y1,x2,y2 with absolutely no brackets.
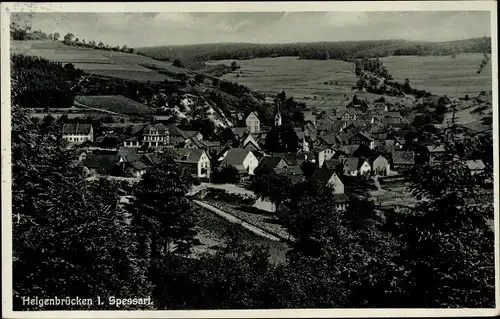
54,89,492,242
9,7,496,311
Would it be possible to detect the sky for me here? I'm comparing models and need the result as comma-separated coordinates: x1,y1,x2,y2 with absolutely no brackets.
12,11,492,48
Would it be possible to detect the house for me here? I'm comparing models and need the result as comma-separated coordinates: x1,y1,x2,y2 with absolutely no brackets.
338,109,358,121
385,111,403,123
426,145,448,163
313,147,335,168
316,118,335,133
62,123,94,144
347,132,375,150
118,147,141,164
245,112,260,134
371,155,390,176
82,154,120,175
167,125,191,148
174,148,211,179
332,151,347,163
273,165,305,184
322,159,342,171
343,157,371,176
231,127,249,139
141,153,162,167
318,134,337,148
219,148,259,176
465,160,486,176
141,123,169,148
256,156,289,174
310,168,345,194
77,149,88,161
126,161,148,178
240,133,261,151
391,151,415,172
184,130,203,141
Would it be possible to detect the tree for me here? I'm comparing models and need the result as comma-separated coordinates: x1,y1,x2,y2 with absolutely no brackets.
128,154,198,258
173,59,183,68
11,55,77,109
194,74,205,84
63,33,75,44
385,139,495,307
97,41,104,49
53,32,60,41
121,45,129,52
250,170,292,212
403,78,412,94
356,78,366,91
220,127,238,147
212,165,241,184
10,22,27,40
230,61,240,71
354,60,363,76
11,101,152,310
189,118,216,141
264,125,299,153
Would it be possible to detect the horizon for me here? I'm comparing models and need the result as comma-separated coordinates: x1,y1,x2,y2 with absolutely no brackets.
12,11,491,48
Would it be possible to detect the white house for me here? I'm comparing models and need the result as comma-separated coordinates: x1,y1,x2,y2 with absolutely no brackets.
344,157,371,176
314,147,335,168
142,123,169,148
174,148,211,179
219,148,259,176
245,112,260,134
62,123,94,144
371,155,390,176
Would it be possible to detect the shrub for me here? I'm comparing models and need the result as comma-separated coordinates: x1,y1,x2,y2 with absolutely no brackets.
211,165,241,184
203,188,256,205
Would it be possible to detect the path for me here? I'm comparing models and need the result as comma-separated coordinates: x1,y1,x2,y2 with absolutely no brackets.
190,182,276,212
193,200,282,242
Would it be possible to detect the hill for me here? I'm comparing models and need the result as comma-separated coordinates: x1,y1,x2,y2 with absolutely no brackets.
10,40,191,82
136,37,491,63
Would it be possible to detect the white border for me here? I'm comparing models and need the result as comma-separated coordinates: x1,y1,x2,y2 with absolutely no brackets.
1,2,498,318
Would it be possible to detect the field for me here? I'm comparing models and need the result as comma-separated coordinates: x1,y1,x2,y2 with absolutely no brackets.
209,56,361,107
381,54,492,97
208,54,492,108
10,40,188,82
75,95,154,115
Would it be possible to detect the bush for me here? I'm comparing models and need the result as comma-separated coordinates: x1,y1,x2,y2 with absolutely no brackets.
203,188,256,205
192,178,202,186
211,165,241,184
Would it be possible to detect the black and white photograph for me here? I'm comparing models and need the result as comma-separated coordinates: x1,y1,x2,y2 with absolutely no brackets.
1,1,498,317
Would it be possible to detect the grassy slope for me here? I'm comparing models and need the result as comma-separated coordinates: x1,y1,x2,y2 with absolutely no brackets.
10,40,190,82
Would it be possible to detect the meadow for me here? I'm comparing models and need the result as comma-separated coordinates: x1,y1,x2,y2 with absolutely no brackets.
10,40,187,82
209,54,492,107
209,56,361,107
381,54,492,97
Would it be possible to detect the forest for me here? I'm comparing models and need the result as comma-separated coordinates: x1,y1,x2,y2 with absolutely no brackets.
10,54,495,310
137,37,492,64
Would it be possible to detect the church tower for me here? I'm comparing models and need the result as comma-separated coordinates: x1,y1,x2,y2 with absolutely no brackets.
274,105,282,127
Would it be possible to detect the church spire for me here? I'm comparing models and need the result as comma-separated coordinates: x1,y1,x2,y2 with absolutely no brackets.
274,104,282,127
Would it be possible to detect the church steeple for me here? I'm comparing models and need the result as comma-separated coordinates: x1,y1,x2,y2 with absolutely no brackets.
274,104,282,127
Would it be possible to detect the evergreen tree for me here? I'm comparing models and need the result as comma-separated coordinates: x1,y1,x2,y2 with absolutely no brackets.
385,132,495,307
11,104,152,310
128,154,198,261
